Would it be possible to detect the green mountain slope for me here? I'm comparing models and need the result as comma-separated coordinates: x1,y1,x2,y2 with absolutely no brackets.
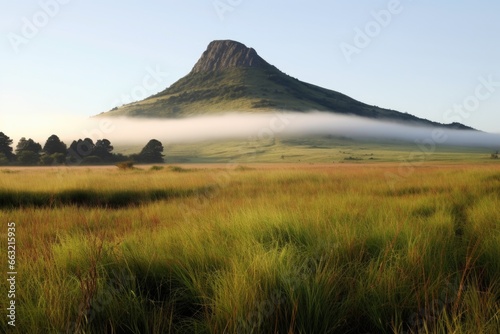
99,40,473,130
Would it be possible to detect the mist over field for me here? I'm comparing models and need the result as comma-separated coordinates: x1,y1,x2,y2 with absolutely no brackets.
2,112,500,149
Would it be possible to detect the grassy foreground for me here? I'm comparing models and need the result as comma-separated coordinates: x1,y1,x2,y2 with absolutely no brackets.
1,163,499,333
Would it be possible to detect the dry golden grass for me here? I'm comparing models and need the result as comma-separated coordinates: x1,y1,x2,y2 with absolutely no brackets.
1,162,499,333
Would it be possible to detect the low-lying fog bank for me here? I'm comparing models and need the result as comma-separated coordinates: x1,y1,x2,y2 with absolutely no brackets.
3,112,499,149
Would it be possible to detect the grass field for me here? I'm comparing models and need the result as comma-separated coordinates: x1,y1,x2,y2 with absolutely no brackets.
1,162,499,333
118,136,497,164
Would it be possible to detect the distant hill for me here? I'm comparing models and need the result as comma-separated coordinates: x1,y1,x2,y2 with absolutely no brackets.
99,40,473,130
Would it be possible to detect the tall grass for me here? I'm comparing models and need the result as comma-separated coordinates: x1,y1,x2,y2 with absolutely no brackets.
0,188,211,209
0,164,499,333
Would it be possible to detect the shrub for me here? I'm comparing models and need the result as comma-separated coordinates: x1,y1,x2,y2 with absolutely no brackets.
169,166,190,172
116,161,135,170
81,156,102,165
16,151,40,165
40,155,54,166
0,153,12,166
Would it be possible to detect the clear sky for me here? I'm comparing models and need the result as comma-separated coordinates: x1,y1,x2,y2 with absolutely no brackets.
1,0,499,133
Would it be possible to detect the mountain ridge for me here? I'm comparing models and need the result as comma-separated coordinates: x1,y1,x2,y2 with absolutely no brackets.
99,40,474,131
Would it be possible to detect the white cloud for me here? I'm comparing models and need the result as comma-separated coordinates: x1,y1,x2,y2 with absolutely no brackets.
1,111,499,149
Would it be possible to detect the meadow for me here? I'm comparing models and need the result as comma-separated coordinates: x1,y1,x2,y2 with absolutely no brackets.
0,162,499,333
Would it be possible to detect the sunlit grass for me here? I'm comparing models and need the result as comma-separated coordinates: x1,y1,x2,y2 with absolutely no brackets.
0,163,499,333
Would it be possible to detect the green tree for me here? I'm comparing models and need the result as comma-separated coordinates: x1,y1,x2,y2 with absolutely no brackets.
42,135,67,165
16,137,42,155
43,135,67,155
0,153,10,165
17,151,40,166
15,137,42,165
40,153,66,166
67,138,95,164
0,132,15,162
136,139,164,163
40,154,55,166
92,139,114,162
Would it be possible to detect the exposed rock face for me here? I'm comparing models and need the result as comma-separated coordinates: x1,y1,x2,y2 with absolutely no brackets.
190,40,271,73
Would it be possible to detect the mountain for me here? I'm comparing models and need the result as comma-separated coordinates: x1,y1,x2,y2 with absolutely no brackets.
99,40,473,130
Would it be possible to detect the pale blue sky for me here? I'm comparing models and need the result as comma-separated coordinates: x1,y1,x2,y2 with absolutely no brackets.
1,0,499,132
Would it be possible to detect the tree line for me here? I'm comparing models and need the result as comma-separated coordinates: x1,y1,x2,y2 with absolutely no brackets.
0,132,164,166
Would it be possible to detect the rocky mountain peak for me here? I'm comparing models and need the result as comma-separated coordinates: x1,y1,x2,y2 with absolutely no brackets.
190,40,271,73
